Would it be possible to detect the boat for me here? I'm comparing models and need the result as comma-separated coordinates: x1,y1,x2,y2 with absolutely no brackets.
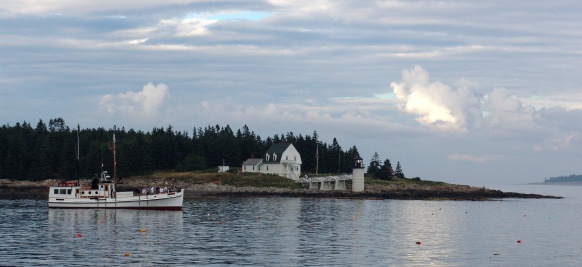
48,133,184,210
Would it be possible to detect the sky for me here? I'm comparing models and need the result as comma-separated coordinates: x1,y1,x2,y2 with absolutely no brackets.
1,0,582,185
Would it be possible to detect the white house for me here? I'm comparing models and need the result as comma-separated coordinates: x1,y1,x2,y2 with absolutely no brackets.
241,143,302,180
241,158,262,173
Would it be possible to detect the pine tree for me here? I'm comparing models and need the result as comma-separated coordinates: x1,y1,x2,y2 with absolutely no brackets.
367,152,381,177
395,161,404,178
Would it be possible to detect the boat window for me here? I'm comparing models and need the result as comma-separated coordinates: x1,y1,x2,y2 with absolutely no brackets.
60,189,66,194
82,191,85,195
67,189,72,194
54,189,58,194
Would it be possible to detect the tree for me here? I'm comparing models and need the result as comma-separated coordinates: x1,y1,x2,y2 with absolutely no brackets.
379,159,394,180
367,152,381,177
395,161,404,178
176,153,206,171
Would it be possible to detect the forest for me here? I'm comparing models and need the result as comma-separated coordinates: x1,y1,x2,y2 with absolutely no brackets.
543,174,582,183
0,118,370,181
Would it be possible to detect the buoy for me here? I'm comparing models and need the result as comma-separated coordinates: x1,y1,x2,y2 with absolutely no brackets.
517,240,521,244
140,229,146,232
218,221,223,224
76,233,82,237
124,252,130,257
416,241,422,245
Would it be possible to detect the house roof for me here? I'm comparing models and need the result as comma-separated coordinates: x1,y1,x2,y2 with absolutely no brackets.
263,143,292,163
242,158,263,166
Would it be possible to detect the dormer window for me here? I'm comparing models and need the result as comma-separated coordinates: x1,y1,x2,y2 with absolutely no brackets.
273,153,277,161
266,153,270,161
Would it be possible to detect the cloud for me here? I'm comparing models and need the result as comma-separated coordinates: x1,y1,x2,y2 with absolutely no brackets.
391,65,482,131
483,87,540,131
388,66,582,154
99,82,170,120
448,154,497,163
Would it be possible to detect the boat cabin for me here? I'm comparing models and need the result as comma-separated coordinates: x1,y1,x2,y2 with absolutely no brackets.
49,171,117,199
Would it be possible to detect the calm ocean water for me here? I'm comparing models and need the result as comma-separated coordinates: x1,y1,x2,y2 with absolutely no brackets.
1,185,581,266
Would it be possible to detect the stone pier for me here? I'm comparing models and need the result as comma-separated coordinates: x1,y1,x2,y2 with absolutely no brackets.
309,182,319,190
320,181,332,190
334,180,346,190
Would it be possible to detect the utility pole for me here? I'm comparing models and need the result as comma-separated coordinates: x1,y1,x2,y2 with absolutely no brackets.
316,144,319,175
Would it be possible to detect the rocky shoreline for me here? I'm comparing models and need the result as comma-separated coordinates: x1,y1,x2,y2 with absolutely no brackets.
0,178,562,200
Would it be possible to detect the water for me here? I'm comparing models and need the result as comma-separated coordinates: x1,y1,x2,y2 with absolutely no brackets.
1,185,582,266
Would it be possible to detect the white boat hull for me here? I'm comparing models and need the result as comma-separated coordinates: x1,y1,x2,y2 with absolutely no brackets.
48,188,185,211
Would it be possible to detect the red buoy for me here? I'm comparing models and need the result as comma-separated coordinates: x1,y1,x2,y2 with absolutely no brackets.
517,240,521,244
416,241,422,245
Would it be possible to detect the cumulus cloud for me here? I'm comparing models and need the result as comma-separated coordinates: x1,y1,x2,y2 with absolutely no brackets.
389,66,582,153
483,87,540,130
99,82,170,120
391,65,482,131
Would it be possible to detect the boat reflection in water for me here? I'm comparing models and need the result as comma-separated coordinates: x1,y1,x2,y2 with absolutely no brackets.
47,208,184,264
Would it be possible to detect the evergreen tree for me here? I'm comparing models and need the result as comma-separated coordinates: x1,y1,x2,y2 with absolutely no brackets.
367,152,381,177
395,161,405,178
376,159,394,180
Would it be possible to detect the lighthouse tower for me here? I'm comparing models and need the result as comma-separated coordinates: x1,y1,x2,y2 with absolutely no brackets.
352,155,365,192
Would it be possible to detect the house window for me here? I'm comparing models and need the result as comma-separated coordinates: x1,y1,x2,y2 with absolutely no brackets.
266,154,270,161
286,156,288,160
294,156,296,161
273,153,277,161
253,166,255,170
267,166,269,171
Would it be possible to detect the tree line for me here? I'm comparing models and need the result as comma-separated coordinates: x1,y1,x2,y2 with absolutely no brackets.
543,174,582,183
0,118,369,181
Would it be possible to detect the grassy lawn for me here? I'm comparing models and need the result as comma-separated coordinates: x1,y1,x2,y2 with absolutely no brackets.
365,176,448,187
139,171,303,189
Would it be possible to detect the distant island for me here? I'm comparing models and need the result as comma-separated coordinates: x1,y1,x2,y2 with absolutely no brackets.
543,174,582,184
